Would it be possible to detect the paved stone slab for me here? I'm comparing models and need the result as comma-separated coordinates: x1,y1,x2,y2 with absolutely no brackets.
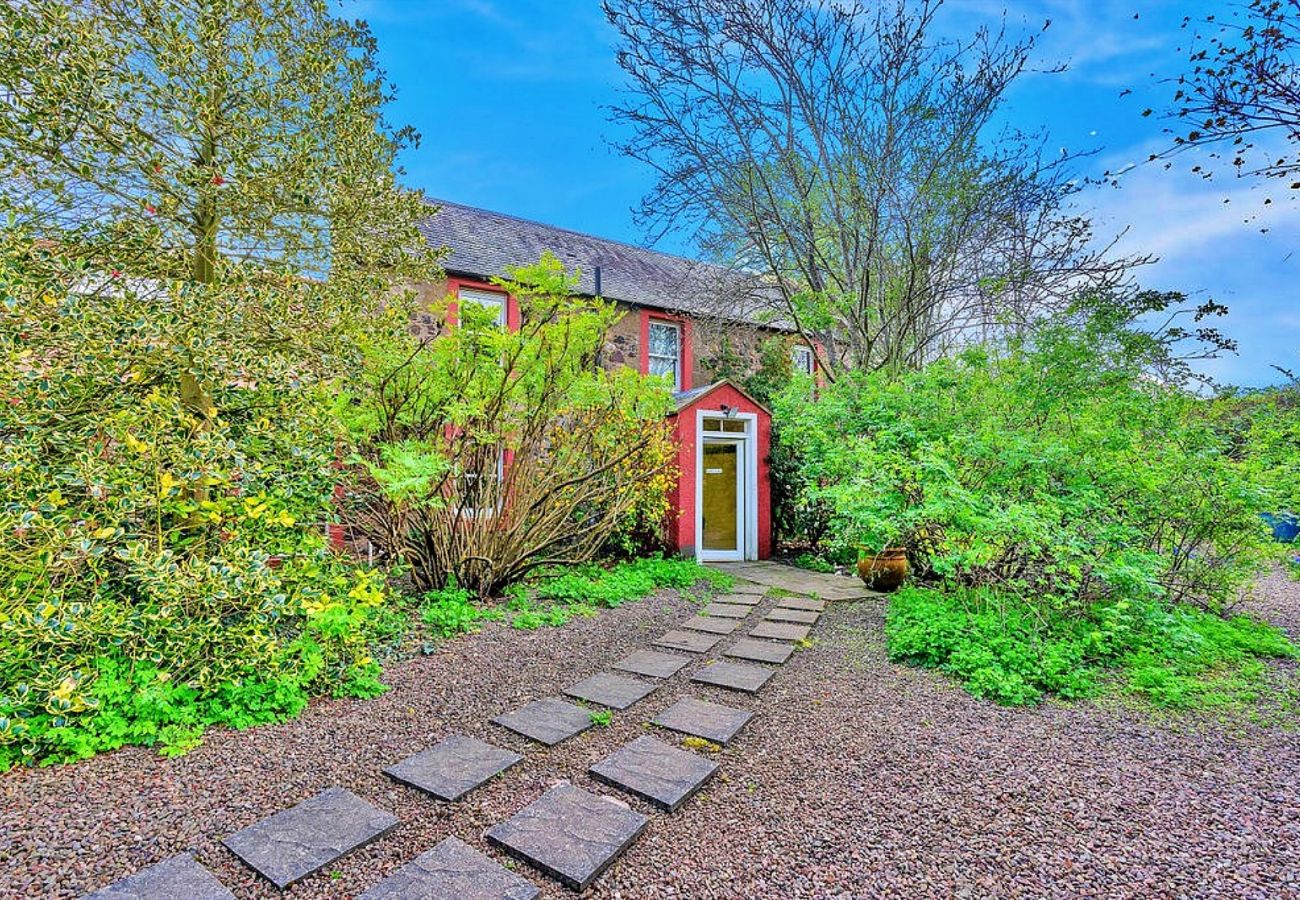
724,638,794,665
727,582,767,595
384,735,522,802
486,783,648,892
681,614,737,635
223,787,398,889
710,561,876,601
776,596,827,612
611,649,690,679
564,672,657,710
691,660,775,693
714,592,761,606
765,608,820,625
749,621,812,642
357,837,538,900
589,736,719,812
653,629,721,653
492,698,592,746
651,697,753,745
84,853,233,900
701,602,751,619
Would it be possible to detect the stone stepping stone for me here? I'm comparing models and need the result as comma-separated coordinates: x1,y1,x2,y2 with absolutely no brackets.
492,698,592,746
701,602,751,618
486,783,647,892
384,735,522,802
564,672,657,709
223,787,398,890
681,614,737,635
749,621,811,642
776,596,826,612
589,735,719,812
714,592,761,605
724,638,794,665
691,660,775,693
765,608,820,625
357,836,538,900
653,629,721,653
83,853,233,900
612,649,690,679
728,582,767,595
651,697,753,745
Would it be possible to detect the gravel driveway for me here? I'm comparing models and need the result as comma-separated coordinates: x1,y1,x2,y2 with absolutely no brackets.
5,570,1299,899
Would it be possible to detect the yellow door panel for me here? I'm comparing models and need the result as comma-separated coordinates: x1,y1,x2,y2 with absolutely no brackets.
701,442,738,551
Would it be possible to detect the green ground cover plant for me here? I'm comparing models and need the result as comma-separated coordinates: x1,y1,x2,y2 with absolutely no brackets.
418,557,727,639
886,585,1296,707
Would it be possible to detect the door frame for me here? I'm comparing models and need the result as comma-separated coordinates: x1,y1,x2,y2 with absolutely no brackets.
694,409,759,562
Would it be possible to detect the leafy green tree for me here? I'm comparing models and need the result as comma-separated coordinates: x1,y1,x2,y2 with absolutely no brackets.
345,255,677,598
0,0,436,767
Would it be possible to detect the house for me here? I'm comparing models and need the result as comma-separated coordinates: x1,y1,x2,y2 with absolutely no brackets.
415,199,817,562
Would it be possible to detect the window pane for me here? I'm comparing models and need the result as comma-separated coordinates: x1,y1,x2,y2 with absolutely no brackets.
648,321,679,357
648,355,677,381
703,417,723,431
722,419,747,433
459,287,506,326
792,346,813,374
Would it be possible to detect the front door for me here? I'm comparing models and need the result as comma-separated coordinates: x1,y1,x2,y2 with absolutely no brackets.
700,439,744,560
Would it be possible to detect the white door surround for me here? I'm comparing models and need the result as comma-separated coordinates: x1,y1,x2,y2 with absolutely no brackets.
695,409,759,562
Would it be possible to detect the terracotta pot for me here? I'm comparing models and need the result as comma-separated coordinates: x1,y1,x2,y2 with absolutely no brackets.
857,547,908,591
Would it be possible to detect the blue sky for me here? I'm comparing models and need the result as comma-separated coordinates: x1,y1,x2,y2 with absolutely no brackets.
358,0,1298,387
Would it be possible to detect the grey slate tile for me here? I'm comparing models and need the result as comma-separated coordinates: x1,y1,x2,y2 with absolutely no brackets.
775,596,827,612
563,673,657,710
611,650,690,679
222,787,398,889
82,853,233,900
765,608,820,625
492,698,593,746
749,621,812,642
653,630,722,653
486,783,648,891
357,837,539,900
589,736,718,812
651,697,753,745
681,615,737,635
713,593,761,606
384,735,522,801
700,602,751,618
691,661,775,693
724,638,794,665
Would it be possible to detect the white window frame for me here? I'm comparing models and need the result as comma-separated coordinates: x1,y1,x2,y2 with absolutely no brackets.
457,286,507,328
647,319,682,390
792,344,814,376
694,410,758,562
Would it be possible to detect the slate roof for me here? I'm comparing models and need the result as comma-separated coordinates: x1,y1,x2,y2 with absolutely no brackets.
418,199,782,327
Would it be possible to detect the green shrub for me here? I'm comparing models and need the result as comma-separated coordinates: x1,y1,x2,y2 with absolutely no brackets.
886,585,1296,707
776,316,1273,614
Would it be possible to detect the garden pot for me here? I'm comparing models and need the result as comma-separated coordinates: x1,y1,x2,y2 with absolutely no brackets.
857,547,908,591
1261,512,1299,544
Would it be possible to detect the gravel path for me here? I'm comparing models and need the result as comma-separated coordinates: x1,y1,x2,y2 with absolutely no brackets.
5,571,1300,899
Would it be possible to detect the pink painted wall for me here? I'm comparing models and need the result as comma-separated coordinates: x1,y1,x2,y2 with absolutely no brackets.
667,382,772,560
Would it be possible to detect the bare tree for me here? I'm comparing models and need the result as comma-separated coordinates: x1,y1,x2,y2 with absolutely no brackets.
604,0,1137,376
1145,0,1300,204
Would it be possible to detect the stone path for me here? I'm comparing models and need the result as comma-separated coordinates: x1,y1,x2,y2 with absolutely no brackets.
711,560,878,601
82,564,841,897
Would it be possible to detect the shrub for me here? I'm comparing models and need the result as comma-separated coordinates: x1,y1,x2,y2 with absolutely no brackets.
886,585,1296,707
776,317,1273,613
347,254,678,597
0,236,404,769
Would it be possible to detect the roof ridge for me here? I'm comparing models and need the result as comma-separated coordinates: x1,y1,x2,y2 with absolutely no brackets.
425,197,730,274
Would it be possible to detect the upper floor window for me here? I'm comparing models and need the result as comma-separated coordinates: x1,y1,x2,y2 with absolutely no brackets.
458,286,507,328
647,319,682,389
792,344,814,376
